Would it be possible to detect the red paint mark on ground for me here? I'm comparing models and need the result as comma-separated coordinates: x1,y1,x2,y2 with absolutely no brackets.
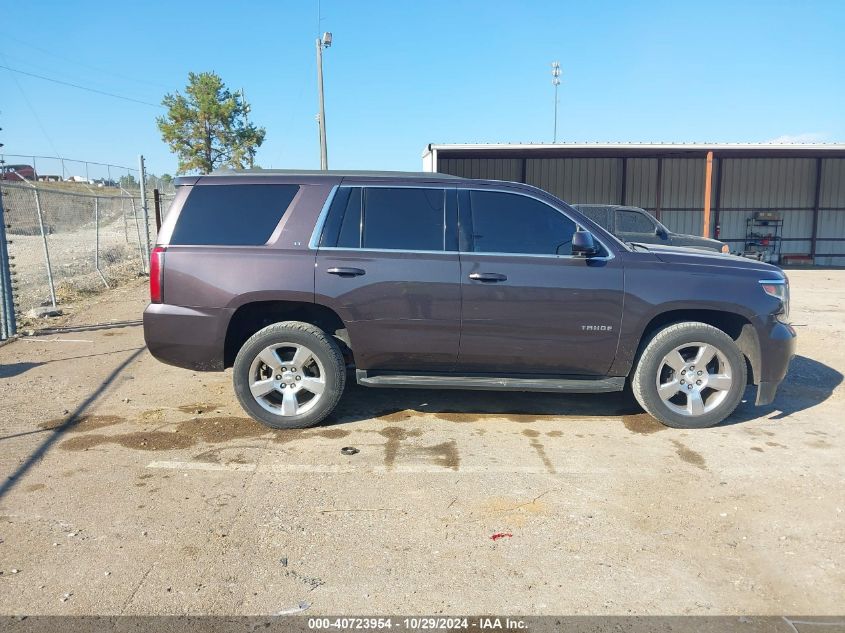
490,532,513,541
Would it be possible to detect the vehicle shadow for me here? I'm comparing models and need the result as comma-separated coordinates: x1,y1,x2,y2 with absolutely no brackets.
327,354,840,429
725,354,843,424
328,379,644,427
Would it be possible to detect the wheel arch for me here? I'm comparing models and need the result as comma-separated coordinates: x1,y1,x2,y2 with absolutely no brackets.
630,309,760,385
224,300,350,368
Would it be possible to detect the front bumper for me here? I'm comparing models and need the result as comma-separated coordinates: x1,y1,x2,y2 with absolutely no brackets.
754,320,796,406
143,303,230,371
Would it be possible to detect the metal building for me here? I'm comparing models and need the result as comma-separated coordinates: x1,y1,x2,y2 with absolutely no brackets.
422,143,845,266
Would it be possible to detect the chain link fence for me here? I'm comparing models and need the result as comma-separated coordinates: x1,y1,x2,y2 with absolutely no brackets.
0,180,170,332
0,153,174,193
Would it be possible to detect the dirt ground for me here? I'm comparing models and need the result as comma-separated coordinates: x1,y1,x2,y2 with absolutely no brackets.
0,270,842,616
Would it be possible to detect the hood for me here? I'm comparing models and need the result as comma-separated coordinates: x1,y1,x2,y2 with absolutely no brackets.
670,234,726,250
630,242,784,275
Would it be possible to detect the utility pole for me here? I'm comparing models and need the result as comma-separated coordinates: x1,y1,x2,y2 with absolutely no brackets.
551,61,561,143
315,32,332,170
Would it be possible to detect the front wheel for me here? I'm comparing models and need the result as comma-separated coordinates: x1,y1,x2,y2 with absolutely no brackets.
631,322,747,428
233,321,346,429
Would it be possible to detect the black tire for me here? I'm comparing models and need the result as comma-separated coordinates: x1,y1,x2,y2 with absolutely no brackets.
233,321,345,429
631,322,747,429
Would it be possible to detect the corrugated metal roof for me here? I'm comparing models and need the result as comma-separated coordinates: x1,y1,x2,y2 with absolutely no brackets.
426,142,845,151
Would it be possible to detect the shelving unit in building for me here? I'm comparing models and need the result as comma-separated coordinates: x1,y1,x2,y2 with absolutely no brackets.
743,212,783,264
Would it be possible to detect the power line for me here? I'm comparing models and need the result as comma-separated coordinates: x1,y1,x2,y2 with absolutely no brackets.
0,64,163,108
0,53,63,157
0,31,171,90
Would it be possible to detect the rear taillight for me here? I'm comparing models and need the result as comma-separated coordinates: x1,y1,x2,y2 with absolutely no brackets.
150,246,165,303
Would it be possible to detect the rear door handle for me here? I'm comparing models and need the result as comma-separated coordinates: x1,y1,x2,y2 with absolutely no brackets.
326,267,366,277
468,272,507,282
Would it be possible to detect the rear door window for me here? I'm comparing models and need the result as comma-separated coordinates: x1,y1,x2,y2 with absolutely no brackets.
362,187,445,251
169,184,299,245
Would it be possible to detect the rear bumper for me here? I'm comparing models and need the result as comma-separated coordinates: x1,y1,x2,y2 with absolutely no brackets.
143,303,229,371
755,320,796,405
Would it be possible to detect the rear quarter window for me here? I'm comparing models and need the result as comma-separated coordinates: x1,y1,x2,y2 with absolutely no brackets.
169,184,299,246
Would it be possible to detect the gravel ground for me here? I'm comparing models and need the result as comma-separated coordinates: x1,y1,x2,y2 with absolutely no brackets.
0,270,842,616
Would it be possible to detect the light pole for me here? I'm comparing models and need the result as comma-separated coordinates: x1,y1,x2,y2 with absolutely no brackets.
316,31,332,170
551,61,561,143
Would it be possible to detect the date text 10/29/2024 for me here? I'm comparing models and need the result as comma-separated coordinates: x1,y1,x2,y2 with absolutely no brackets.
308,618,527,630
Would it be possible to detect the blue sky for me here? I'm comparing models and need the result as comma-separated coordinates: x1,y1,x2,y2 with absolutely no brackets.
1,0,844,176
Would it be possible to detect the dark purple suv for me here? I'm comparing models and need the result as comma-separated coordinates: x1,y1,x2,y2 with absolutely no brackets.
143,170,796,429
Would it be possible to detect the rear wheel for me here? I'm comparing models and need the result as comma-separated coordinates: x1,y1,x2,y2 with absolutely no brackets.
631,322,746,428
233,321,345,429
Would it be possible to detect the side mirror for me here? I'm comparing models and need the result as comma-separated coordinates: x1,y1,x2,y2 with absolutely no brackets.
655,227,668,240
572,229,600,258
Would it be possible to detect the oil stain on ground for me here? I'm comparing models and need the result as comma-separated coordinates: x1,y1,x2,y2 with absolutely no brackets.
522,429,556,473
379,426,422,469
58,416,356,454
622,413,665,435
272,427,350,444
60,416,262,452
377,426,458,471
670,439,707,470
39,415,124,432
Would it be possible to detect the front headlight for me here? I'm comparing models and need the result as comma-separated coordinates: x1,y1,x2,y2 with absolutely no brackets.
760,279,789,320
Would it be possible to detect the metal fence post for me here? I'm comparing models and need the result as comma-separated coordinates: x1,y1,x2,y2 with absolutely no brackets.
32,188,57,308
0,186,17,339
138,155,152,270
94,196,108,288
121,197,128,242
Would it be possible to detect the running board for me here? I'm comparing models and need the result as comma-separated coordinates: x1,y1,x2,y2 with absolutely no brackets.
355,370,625,393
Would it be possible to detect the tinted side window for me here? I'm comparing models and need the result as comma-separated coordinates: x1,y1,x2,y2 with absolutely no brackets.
617,210,655,233
361,187,445,251
577,206,611,230
468,190,576,255
170,184,299,246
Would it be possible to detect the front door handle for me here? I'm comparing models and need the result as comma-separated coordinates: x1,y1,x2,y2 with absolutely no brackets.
326,267,366,277
468,272,507,282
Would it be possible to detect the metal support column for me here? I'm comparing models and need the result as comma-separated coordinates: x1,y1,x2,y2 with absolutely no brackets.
810,157,823,261
620,157,628,205
654,158,664,221
712,157,724,240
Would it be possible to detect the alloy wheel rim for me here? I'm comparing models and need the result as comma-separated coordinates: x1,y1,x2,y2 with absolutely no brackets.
655,342,733,417
248,343,326,416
